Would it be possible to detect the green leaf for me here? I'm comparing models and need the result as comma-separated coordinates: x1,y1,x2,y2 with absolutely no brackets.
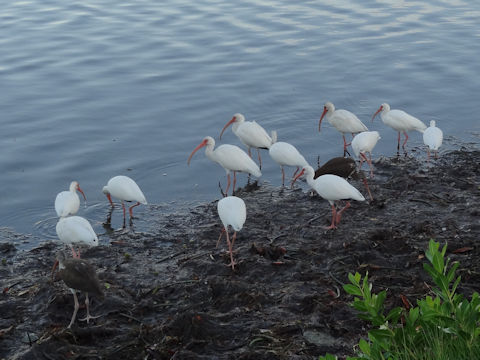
349,272,361,285
344,284,363,297
385,307,403,324
359,338,371,356
318,354,338,360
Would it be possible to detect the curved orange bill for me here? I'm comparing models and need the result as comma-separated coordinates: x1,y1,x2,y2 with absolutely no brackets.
318,107,328,132
77,186,87,202
187,139,208,165
219,116,236,139
291,168,306,187
372,106,383,122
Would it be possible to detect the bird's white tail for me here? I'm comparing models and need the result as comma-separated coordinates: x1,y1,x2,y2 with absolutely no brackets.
270,130,278,145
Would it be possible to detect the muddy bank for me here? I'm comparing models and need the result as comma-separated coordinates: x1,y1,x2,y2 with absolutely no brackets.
1,148,480,359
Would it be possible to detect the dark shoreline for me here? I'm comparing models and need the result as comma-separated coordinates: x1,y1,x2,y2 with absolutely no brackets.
1,148,480,359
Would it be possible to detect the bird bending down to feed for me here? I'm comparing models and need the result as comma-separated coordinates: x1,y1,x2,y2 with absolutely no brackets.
55,251,104,328
423,120,443,160
55,216,98,258
188,136,261,196
319,102,368,156
268,131,309,187
314,157,373,201
351,131,381,178
372,103,426,155
292,166,365,229
102,175,147,225
53,215,99,279
217,196,246,270
219,113,273,169
55,181,87,218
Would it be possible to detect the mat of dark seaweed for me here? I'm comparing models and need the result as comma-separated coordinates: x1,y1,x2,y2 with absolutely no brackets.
1,148,479,359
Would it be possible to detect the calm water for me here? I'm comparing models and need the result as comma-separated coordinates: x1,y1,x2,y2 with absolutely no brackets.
1,0,479,247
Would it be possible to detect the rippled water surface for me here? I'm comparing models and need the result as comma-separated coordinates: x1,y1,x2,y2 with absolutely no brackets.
1,0,479,247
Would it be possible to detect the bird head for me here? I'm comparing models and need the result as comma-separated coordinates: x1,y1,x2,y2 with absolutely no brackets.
187,137,213,165
73,181,87,202
319,102,334,132
372,103,389,122
219,113,244,139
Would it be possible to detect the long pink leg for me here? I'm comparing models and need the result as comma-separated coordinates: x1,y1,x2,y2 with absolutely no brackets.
121,201,126,223
402,131,409,153
342,135,351,156
257,149,262,169
361,152,374,178
359,153,365,169
281,167,285,187
363,178,373,201
225,173,231,197
128,202,141,217
292,166,300,178
426,148,431,161
232,171,237,195
217,228,225,248
225,229,237,270
324,204,337,230
335,201,351,225
397,132,401,155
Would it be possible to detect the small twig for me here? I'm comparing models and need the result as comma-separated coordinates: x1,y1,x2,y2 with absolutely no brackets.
409,198,432,207
119,313,142,323
178,251,211,264
157,250,185,264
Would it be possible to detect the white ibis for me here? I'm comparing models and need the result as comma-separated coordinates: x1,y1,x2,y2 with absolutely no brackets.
423,120,443,160
268,131,309,187
372,103,427,155
319,102,368,156
217,196,246,270
219,113,273,169
55,181,87,218
188,136,262,196
55,251,103,328
53,216,99,279
351,131,381,178
102,175,147,224
314,157,373,201
293,166,365,229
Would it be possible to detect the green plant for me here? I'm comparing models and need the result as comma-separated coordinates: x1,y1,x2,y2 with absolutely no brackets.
319,240,480,360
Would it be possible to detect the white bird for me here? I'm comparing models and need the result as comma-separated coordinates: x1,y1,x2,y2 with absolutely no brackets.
372,103,427,155
188,136,262,196
56,216,99,258
55,181,86,218
292,166,365,229
219,113,273,169
102,175,147,224
351,131,381,178
319,102,368,156
52,216,99,281
268,131,309,187
217,196,246,270
423,120,443,160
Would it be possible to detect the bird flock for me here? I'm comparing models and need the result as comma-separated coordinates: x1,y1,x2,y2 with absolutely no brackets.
52,102,443,328
188,102,443,270
52,175,147,328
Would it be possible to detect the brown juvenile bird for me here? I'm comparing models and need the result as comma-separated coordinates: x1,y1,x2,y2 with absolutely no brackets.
55,251,104,328
313,156,373,201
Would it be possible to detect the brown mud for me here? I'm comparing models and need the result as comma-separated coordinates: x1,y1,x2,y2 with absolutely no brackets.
1,148,480,359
